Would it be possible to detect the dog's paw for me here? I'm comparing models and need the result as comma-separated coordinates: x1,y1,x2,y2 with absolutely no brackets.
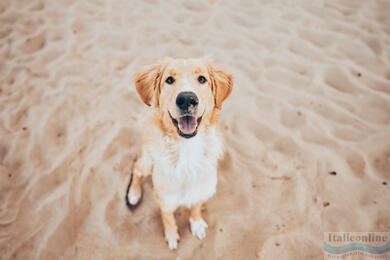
165,232,180,250
190,218,208,240
128,187,141,206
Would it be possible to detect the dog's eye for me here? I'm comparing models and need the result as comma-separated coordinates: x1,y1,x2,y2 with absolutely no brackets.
165,76,175,85
198,75,207,84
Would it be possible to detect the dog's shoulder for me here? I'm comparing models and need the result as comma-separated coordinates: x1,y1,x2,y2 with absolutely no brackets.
139,113,165,145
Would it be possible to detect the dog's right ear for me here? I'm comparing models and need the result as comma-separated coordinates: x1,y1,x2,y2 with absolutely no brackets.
134,63,163,107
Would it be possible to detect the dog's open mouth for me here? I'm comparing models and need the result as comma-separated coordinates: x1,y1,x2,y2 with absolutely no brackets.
169,112,202,138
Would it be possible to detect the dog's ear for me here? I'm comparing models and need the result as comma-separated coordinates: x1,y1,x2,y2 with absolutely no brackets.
208,63,233,110
134,63,163,107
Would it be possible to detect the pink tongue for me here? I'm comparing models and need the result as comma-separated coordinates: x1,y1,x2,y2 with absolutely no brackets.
178,116,197,134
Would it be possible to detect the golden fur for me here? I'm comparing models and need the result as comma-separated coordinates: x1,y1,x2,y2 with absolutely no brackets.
127,58,233,249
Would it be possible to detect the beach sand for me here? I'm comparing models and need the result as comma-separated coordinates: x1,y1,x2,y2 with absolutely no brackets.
1,0,390,259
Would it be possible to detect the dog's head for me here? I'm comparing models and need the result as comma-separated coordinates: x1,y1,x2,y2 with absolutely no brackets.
134,58,233,138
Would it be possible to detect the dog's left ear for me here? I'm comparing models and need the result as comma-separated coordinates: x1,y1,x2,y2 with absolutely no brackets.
134,63,163,107
208,64,233,110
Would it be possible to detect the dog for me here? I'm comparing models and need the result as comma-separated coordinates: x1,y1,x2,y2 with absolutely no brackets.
126,58,233,249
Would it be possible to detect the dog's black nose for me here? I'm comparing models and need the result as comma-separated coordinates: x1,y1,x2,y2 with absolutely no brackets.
176,92,198,112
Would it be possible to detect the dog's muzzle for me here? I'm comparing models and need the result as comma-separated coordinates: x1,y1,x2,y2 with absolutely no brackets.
167,91,202,138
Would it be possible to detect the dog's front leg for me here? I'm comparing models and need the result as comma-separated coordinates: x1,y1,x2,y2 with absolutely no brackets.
189,202,208,240
161,208,179,250
126,151,152,208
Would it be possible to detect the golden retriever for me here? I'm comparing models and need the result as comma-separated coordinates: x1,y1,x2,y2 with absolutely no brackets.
126,58,233,249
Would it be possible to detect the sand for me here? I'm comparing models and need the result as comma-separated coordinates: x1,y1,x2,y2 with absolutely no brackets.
1,0,390,259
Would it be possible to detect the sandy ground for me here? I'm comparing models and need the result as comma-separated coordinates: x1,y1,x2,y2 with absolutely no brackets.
1,0,390,259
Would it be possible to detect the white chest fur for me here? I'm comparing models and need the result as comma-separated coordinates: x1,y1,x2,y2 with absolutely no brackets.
149,127,223,211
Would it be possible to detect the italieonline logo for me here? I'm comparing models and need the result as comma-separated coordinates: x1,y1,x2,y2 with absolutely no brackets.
324,232,390,259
